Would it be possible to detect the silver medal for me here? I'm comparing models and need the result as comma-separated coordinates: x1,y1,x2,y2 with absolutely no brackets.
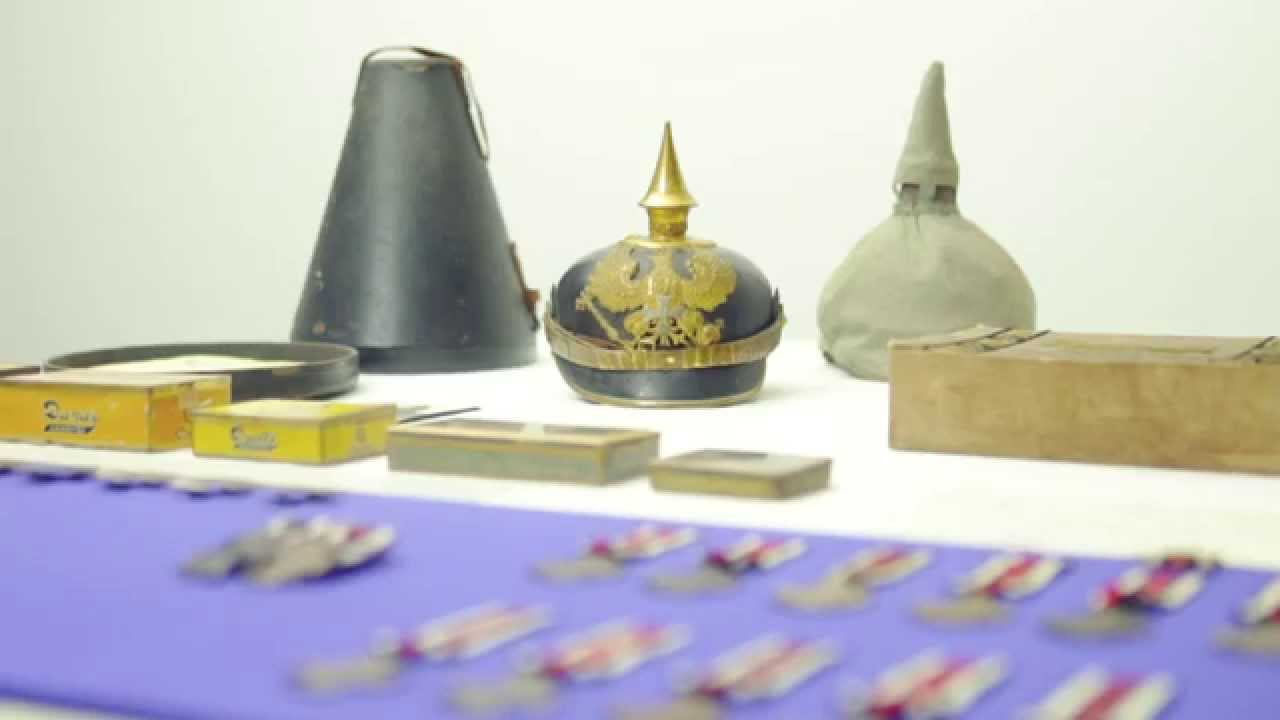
169,476,216,497
96,470,142,491
272,488,335,505
96,469,174,491
295,654,402,694
250,539,337,586
649,566,738,594
1218,625,1280,657
913,594,1009,625
776,580,870,612
537,554,622,582
613,697,723,720
213,478,255,495
450,674,558,717
181,547,246,578
1045,608,1148,638
333,526,395,569
182,521,295,579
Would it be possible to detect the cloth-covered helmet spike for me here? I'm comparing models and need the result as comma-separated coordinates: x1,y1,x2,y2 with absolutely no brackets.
818,62,1036,381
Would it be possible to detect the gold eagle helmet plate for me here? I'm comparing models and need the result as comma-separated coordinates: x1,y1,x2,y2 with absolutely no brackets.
575,243,736,351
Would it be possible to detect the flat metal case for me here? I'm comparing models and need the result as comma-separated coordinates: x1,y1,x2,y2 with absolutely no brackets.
388,419,659,485
649,450,831,499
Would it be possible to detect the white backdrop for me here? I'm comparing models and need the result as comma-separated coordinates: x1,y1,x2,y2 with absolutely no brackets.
1,0,1278,362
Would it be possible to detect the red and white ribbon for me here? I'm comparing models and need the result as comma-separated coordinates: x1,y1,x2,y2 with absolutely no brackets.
690,635,837,703
955,553,1065,600
388,604,551,662
1093,554,1216,612
588,525,697,561
1028,668,1175,720
706,535,807,574
536,621,689,682
847,651,1007,719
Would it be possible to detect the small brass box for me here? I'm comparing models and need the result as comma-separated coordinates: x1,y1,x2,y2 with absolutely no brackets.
649,450,832,499
192,399,397,465
0,371,230,451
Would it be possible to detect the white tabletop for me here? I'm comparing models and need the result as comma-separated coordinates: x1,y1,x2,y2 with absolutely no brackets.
6,339,1279,573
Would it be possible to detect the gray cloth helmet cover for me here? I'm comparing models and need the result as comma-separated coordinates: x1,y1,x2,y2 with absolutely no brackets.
818,62,1035,381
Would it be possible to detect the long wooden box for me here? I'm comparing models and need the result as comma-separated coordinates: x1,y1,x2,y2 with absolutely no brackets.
388,419,659,485
889,327,1280,474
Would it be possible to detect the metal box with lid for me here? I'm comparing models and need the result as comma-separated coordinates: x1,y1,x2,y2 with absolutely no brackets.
192,399,398,465
388,419,660,484
0,371,230,451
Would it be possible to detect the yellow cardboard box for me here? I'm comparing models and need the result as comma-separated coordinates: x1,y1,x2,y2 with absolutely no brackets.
192,399,397,465
0,371,231,451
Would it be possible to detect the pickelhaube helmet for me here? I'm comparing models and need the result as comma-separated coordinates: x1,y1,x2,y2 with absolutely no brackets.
545,123,785,407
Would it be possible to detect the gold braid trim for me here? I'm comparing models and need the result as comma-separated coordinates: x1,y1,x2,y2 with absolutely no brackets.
545,308,785,371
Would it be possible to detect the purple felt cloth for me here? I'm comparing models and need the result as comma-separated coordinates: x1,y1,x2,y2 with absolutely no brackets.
0,474,1277,719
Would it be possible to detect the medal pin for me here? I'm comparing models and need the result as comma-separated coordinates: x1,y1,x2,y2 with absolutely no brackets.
1024,667,1175,720
537,525,697,582
649,535,806,595
1217,577,1280,656
170,475,256,497
840,650,1007,719
331,524,396,571
250,518,394,586
168,475,217,497
271,487,336,506
449,620,690,716
1047,553,1218,638
778,546,931,613
913,553,1065,625
208,477,256,495
614,634,838,720
246,517,347,586
94,468,174,491
184,516,393,585
296,604,552,694
182,517,301,579
18,463,93,483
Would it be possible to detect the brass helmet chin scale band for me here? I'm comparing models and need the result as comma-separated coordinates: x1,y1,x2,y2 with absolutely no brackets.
545,310,785,373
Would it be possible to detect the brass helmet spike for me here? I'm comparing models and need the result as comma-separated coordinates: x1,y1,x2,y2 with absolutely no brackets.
639,122,698,210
